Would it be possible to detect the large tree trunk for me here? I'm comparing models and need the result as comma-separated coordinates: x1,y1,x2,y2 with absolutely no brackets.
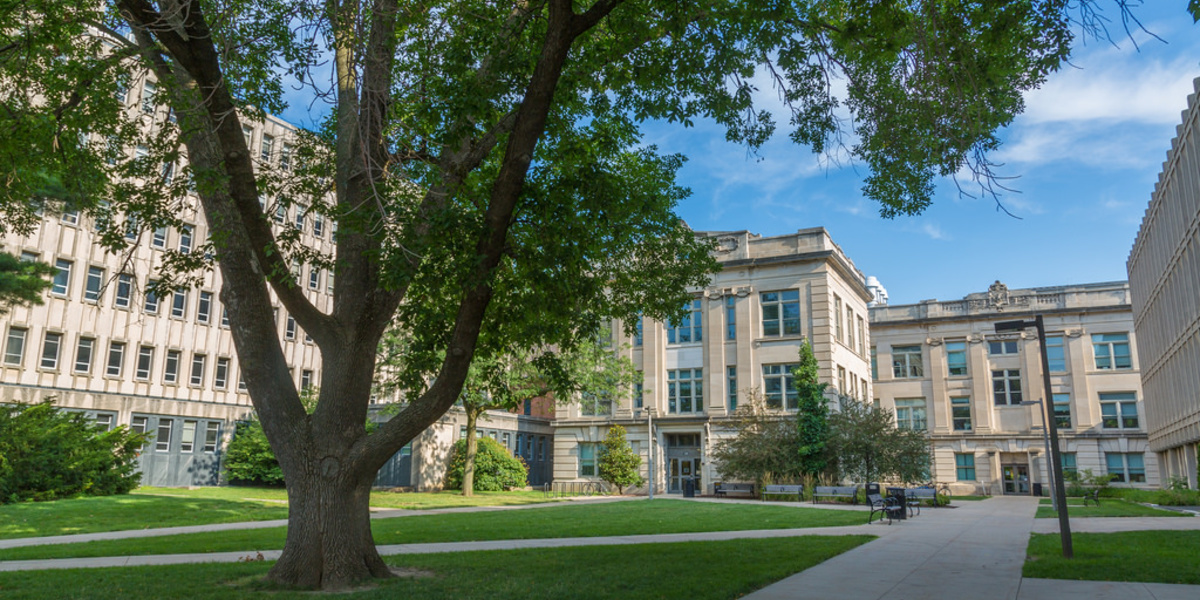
462,407,479,497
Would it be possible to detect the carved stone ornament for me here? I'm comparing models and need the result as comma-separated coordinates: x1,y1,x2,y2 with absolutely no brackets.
988,280,1010,308
1066,328,1084,338
715,236,739,254
926,337,943,347
704,287,723,300
966,333,985,344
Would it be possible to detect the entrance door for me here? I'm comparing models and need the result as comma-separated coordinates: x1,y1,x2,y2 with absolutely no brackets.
669,457,701,493
1002,464,1030,495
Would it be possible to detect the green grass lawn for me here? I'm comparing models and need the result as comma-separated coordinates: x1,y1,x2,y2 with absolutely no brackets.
0,494,289,541
948,495,989,501
0,536,875,600
1025,530,1200,584
135,486,563,509
1034,498,1188,518
0,499,869,561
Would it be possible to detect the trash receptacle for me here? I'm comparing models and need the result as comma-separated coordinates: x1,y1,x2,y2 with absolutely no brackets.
683,477,696,498
866,482,881,497
1032,483,1043,497
886,487,907,520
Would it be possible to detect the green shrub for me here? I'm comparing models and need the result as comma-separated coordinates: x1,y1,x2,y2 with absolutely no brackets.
1109,487,1200,506
0,400,145,504
444,437,527,491
222,418,284,486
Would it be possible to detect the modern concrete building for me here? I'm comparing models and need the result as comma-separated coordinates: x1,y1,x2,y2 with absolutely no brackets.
1128,77,1200,489
551,228,874,495
0,71,552,490
870,281,1158,495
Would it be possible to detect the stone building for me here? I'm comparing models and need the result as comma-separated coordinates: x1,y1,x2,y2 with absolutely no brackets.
1128,77,1200,489
551,228,874,495
870,281,1157,495
0,72,552,490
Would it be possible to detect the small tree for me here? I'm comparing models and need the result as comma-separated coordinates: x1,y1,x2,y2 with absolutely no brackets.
0,251,52,315
598,425,643,494
827,397,930,485
223,417,285,486
712,391,803,488
794,339,829,477
444,437,528,492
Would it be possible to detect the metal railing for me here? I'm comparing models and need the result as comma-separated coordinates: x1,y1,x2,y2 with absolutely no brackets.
542,481,607,498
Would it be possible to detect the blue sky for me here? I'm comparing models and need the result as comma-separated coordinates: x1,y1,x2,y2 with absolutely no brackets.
645,3,1200,305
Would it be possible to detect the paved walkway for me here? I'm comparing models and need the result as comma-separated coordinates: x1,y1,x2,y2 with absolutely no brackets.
3,495,1200,600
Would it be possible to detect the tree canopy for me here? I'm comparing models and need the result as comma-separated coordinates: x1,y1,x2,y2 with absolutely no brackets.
0,0,1144,589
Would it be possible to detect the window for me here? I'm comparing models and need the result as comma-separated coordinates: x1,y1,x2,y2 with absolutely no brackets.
955,454,976,481
171,289,187,318
989,339,1019,355
196,291,212,323
178,226,193,254
190,354,207,386
837,365,847,393
579,443,597,477
727,366,737,411
51,259,72,296
124,214,140,240
242,125,253,146
1060,453,1078,478
60,208,79,225
141,80,156,113
4,327,27,366
294,206,305,231
1093,333,1132,370
580,392,613,417
105,341,125,376
214,358,230,389
762,364,798,410
274,203,286,224
892,345,923,378
313,213,324,237
634,381,644,410
1105,453,1146,483
164,349,180,384
857,316,866,356
74,338,95,373
667,368,703,413
634,315,643,346
991,369,1022,406
114,274,133,308
945,341,967,376
260,134,275,162
870,346,877,379
221,308,229,328
516,434,524,456
308,268,320,290
41,332,62,369
846,306,855,349
136,346,154,380
834,295,843,342
761,290,800,337
131,416,149,450
538,437,546,461
285,315,296,340
667,299,702,344
895,398,926,430
327,271,335,293
152,226,168,248
181,420,197,453
725,296,736,340
238,372,247,391
155,418,173,452
203,422,221,453
300,369,313,391
144,279,160,314
280,143,293,170
951,397,972,431
1052,393,1071,429
93,413,114,431
502,432,511,450
1046,335,1066,373
1100,392,1139,429
84,266,104,302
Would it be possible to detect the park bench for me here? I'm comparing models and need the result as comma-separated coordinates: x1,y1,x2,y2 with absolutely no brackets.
1082,489,1101,507
906,487,938,514
867,493,905,525
713,482,756,498
812,485,858,505
761,484,804,502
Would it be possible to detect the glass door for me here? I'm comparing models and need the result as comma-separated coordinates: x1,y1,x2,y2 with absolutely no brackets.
1002,464,1031,495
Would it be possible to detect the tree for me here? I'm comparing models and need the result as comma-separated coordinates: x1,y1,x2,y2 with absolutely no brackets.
1,0,1137,589
827,397,930,485
444,436,528,491
598,425,643,494
0,252,53,315
794,340,829,477
223,416,285,486
711,391,804,487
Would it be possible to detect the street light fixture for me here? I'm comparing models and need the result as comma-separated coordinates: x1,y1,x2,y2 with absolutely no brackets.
645,406,657,501
995,315,1073,558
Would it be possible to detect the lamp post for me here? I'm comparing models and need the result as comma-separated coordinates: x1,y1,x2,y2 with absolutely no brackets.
996,315,1073,558
646,406,656,501
1020,399,1056,512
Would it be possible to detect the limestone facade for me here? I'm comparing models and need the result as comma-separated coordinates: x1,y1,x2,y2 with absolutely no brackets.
1128,77,1200,489
870,281,1157,495
551,228,874,495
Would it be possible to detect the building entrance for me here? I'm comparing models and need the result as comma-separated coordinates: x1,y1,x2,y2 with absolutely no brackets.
1002,464,1031,495
664,433,701,494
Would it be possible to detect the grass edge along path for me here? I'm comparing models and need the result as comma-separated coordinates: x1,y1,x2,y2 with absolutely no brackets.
0,536,876,600
0,499,867,561
1024,530,1200,585
1033,498,1189,519
135,486,563,510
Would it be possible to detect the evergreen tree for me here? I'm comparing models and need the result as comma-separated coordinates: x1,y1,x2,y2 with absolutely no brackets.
0,252,53,315
597,425,643,494
794,339,829,477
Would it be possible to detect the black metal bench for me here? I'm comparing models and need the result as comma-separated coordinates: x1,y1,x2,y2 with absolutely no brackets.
867,493,905,525
906,487,938,515
761,484,804,502
812,485,858,505
1082,488,1101,507
714,482,755,498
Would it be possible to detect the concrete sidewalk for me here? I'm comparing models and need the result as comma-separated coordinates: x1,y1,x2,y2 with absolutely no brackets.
743,496,1200,600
